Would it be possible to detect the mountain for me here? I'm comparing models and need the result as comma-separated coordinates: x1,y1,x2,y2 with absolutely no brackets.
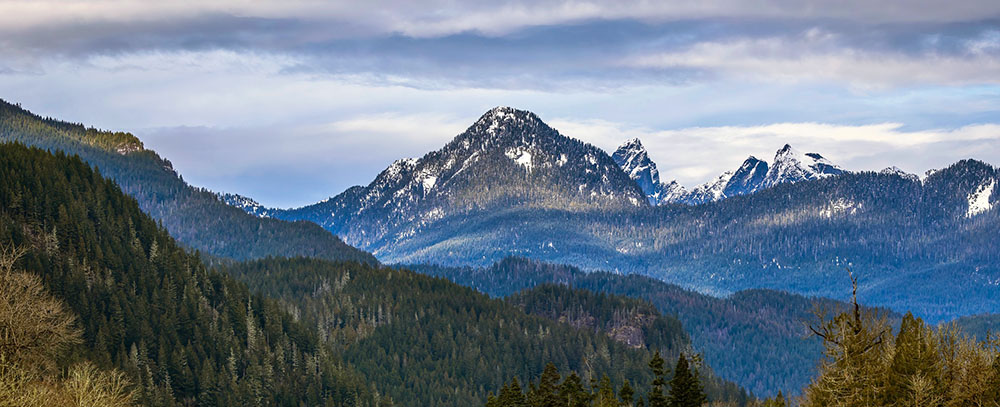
612,141,843,205
218,192,275,218
379,160,997,320
265,106,647,253
670,144,842,205
760,144,844,188
0,143,380,405
612,138,684,205
0,99,375,264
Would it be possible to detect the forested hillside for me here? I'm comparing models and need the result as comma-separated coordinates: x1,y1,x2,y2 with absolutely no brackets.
0,99,375,264
508,284,691,359
0,143,379,405
412,257,894,397
224,258,749,405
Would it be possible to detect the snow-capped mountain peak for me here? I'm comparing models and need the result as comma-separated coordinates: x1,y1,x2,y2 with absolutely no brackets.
612,138,661,199
762,144,843,188
610,143,847,205
245,106,648,251
468,106,546,142
686,171,735,204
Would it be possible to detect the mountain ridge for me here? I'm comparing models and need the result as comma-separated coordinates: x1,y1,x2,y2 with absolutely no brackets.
614,139,846,205
0,98,376,264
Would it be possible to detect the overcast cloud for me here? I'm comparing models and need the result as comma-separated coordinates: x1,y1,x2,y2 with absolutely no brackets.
0,1,997,207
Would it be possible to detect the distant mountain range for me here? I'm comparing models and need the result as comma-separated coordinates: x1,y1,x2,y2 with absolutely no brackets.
220,106,998,321
613,138,850,205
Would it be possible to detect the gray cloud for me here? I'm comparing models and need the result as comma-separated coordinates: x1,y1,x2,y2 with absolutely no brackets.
1,2,997,90
0,1,998,206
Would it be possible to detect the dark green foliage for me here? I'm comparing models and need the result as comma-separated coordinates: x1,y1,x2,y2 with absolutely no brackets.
646,352,668,407
619,380,634,406
486,352,716,407
666,355,705,407
0,143,377,406
413,257,894,397
508,284,691,359
0,98,375,264
222,257,749,406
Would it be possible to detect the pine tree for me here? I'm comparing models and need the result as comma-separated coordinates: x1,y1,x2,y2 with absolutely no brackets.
620,380,634,407
529,363,562,407
884,312,943,404
594,375,619,407
647,351,668,407
560,372,590,407
666,354,706,407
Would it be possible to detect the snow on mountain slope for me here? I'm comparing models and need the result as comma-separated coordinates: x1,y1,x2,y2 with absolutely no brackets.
685,171,735,204
611,138,687,205
761,144,844,188
218,193,274,218
612,138,660,194
967,179,996,217
659,180,689,204
614,143,846,205
264,106,648,251
881,166,920,182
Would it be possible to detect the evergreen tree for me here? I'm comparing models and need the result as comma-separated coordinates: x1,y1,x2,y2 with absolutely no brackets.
501,377,528,407
666,355,706,407
760,391,786,407
529,363,563,407
560,373,591,407
803,273,892,407
619,380,634,407
594,375,619,407
646,352,668,407
884,312,943,404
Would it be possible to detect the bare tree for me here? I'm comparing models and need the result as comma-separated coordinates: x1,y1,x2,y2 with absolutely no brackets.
0,242,81,371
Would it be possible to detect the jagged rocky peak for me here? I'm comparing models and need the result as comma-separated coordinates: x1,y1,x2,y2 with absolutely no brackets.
658,180,689,204
612,138,661,196
685,171,735,204
762,144,843,188
649,144,847,206
722,156,769,197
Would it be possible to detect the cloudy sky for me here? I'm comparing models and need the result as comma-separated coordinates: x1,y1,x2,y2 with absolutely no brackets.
1,0,998,208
